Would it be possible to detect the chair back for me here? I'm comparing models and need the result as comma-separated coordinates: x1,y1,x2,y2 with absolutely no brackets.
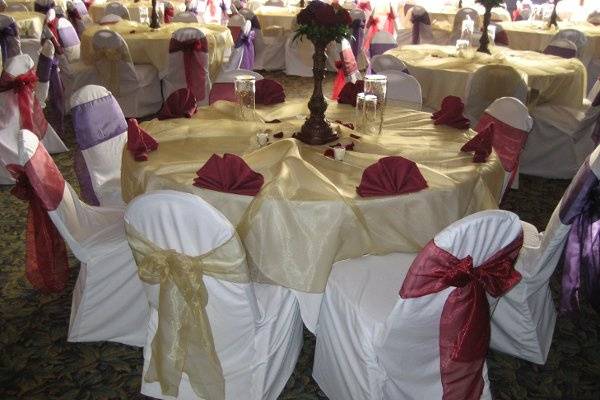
491,6,511,22
370,54,408,74
465,64,528,124
264,0,285,6
338,38,360,83
378,210,523,400
555,29,588,58
224,20,254,71
91,30,137,97
0,0,5,13
35,39,55,107
6,3,28,11
99,13,121,24
66,0,92,37
451,7,479,39
70,85,127,206
0,14,21,65
380,69,422,108
349,9,365,59
227,13,245,42
544,38,578,59
369,31,396,58
163,27,210,105
588,10,600,26
55,17,80,62
34,0,54,14
173,10,201,22
406,5,433,45
105,2,130,20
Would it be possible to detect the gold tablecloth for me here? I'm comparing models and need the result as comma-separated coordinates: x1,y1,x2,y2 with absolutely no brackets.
500,21,600,63
386,44,587,110
121,99,505,292
5,0,66,11
1,11,43,38
88,0,186,23
253,5,301,31
80,21,234,81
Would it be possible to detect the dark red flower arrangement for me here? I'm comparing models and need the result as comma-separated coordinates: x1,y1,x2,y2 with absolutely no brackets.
294,1,352,44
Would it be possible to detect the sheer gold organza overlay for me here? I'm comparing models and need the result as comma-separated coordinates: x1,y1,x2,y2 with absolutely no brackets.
5,0,67,11
121,100,505,293
80,21,233,81
386,44,587,110
1,11,44,38
88,0,187,24
126,223,249,400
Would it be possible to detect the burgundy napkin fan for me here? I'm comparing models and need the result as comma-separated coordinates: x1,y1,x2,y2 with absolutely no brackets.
461,122,494,163
337,80,365,106
356,156,428,197
431,96,470,129
127,118,158,161
158,88,197,120
193,153,264,196
256,79,285,105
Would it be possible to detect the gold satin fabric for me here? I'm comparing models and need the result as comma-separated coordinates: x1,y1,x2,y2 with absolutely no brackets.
125,223,250,400
1,11,43,38
386,44,587,110
80,21,233,81
88,0,186,23
92,46,131,96
254,5,301,31
121,99,505,293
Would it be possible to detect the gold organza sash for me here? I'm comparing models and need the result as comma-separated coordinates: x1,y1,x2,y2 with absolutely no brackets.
92,46,131,96
125,223,250,400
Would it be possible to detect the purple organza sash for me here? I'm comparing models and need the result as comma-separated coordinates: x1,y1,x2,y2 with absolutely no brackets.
34,1,55,14
48,57,65,135
369,42,395,58
72,95,127,149
559,162,600,315
0,22,19,64
236,30,255,70
544,45,576,59
350,18,365,59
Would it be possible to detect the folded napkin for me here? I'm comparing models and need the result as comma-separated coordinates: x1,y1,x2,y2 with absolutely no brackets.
158,88,197,120
431,96,470,129
208,82,236,105
127,118,158,161
337,80,365,106
356,156,428,197
193,153,264,196
461,122,494,163
255,79,285,105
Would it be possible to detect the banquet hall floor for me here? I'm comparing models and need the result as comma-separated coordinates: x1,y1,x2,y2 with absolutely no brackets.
1,72,599,399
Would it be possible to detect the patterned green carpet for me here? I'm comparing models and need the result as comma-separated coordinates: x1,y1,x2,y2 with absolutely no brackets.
1,73,599,399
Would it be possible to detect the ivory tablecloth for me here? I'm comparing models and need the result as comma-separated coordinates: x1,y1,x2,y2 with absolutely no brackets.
121,99,505,292
80,21,234,81
386,44,587,110
88,0,187,23
5,0,67,11
499,21,600,63
253,5,301,31
1,11,43,38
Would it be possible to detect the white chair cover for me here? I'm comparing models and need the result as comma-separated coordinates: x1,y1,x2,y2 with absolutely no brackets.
0,14,22,65
124,190,303,400
253,24,286,71
449,7,479,44
222,20,254,72
264,0,284,6
67,0,93,37
544,38,578,59
313,210,522,400
15,129,148,346
396,6,434,46
70,85,127,207
379,69,422,109
368,30,396,58
492,145,600,364
105,2,131,20
554,29,588,60
370,54,408,74
284,33,315,77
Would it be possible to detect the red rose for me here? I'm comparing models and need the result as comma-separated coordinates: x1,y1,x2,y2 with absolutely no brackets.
315,5,338,26
336,8,352,26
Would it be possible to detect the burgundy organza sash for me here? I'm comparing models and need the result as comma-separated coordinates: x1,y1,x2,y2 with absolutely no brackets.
431,96,470,129
363,16,379,52
6,148,69,293
461,122,494,163
400,235,523,400
544,45,576,59
411,11,430,44
46,18,64,55
164,4,175,23
193,153,264,196
356,156,428,197
559,162,600,315
495,28,509,46
332,61,345,100
475,113,528,174
350,18,365,58
0,69,48,138
34,1,55,14
158,88,197,119
127,118,159,161
337,80,364,106
169,37,208,102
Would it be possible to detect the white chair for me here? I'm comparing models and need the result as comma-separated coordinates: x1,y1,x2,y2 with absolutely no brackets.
104,2,131,20
464,64,528,125
492,144,600,364
44,10,81,64
396,5,434,46
369,31,397,59
34,0,53,13
124,190,304,400
588,10,600,26
284,33,315,77
66,0,94,37
0,0,5,12
0,54,68,184
173,10,201,22
91,30,162,117
554,29,588,60
162,27,211,106
521,80,599,179
35,40,55,108
223,20,254,71
543,37,578,59
14,129,148,346
98,13,122,24
227,12,245,42
313,210,523,400
0,14,22,65
70,85,127,207
254,25,286,71
370,54,408,74
379,69,422,109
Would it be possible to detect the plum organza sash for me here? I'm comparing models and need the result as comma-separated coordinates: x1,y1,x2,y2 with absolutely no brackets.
411,11,430,44
0,69,48,137
45,18,64,54
37,51,65,135
169,37,208,102
235,30,255,70
125,223,250,400
559,162,600,315
35,1,55,14
7,147,69,293
400,234,523,400
0,22,19,64
544,45,576,59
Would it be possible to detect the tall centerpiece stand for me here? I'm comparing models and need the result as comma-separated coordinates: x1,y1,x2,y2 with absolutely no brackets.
548,0,561,29
293,1,352,145
150,0,161,29
476,0,502,54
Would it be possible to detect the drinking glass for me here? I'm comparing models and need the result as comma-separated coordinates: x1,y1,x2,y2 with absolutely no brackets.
364,75,387,134
487,25,496,45
234,75,256,121
363,94,378,136
355,92,367,132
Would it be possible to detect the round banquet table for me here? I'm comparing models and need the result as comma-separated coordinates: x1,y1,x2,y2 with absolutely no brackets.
88,0,187,24
386,44,587,110
499,20,600,63
1,10,43,38
121,99,505,293
253,5,301,31
80,20,234,82
5,0,67,11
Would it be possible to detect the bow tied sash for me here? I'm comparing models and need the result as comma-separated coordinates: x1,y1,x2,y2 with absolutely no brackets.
235,30,255,70
410,12,430,44
170,38,208,101
125,224,250,400
400,234,523,400
350,19,364,57
0,70,48,136
0,22,19,64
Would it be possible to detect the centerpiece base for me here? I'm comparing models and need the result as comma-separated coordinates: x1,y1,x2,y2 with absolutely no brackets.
294,119,339,145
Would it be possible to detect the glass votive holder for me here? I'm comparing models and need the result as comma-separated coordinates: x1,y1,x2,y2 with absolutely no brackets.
355,92,367,132
333,146,346,161
456,39,470,51
363,94,378,136
234,75,256,121
364,74,387,134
